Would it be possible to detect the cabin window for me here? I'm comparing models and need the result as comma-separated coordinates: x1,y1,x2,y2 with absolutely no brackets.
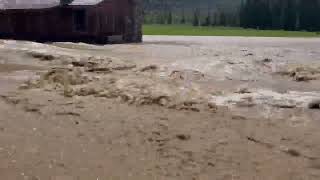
73,9,87,32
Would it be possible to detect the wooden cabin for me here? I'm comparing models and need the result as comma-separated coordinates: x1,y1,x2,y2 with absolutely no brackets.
0,0,143,44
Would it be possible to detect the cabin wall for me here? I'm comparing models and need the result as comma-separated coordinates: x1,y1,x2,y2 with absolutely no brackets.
96,1,117,36
0,7,100,42
0,0,142,43
96,0,142,43
131,0,143,42
0,12,13,35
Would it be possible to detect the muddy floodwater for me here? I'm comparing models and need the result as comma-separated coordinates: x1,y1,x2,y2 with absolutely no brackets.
0,36,320,180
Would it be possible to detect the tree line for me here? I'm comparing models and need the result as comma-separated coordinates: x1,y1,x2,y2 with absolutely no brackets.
240,0,320,31
143,0,320,31
144,10,239,27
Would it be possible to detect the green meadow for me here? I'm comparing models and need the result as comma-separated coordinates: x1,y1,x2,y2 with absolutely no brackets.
143,24,320,37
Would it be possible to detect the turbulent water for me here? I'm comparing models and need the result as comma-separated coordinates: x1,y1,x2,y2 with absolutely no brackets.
1,36,320,180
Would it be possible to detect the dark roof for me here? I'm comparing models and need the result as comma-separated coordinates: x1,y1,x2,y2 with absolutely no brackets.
0,0,104,10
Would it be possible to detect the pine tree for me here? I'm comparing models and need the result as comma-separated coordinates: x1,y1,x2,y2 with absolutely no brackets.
193,9,200,26
240,0,247,27
158,13,165,24
212,12,219,26
202,12,211,26
299,0,319,31
316,0,320,31
167,10,173,24
220,12,227,26
180,8,186,24
283,0,297,30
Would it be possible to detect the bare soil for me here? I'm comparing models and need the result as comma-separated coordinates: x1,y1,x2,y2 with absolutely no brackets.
0,36,320,180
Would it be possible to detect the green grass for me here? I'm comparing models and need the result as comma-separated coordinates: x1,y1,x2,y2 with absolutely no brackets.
143,24,320,37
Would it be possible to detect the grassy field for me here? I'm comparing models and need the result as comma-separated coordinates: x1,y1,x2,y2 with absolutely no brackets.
143,24,320,37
